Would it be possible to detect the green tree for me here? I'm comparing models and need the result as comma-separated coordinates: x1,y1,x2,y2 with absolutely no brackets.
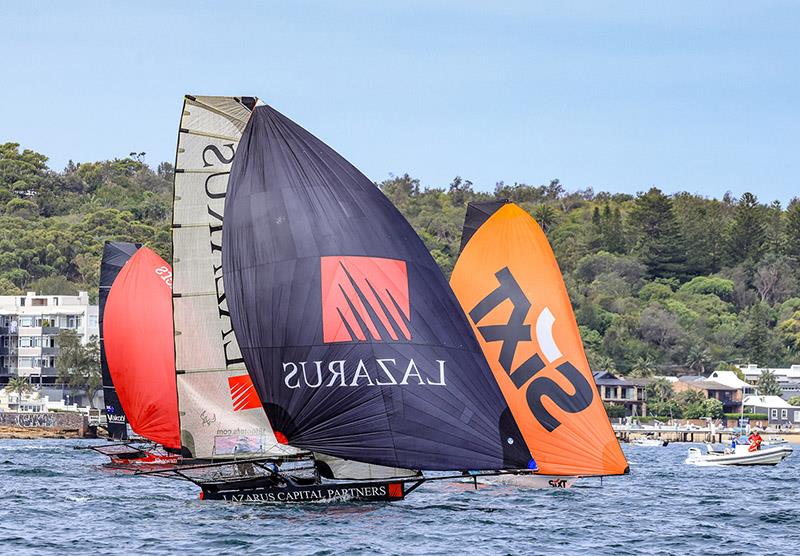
27,275,79,295
677,389,708,419
5,198,38,218
778,310,800,353
604,403,627,418
627,188,688,280
678,276,734,301
684,344,711,374
702,398,724,419
785,198,800,262
531,203,558,232
673,193,726,275
56,330,101,406
601,205,626,253
629,355,658,378
647,377,674,402
646,377,681,417
5,376,32,397
756,370,783,397
739,302,773,365
725,192,766,266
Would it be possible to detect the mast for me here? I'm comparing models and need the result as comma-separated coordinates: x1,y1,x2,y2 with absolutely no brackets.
171,95,299,460
221,105,533,471
99,241,140,440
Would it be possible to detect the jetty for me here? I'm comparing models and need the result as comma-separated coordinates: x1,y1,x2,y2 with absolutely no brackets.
613,423,800,445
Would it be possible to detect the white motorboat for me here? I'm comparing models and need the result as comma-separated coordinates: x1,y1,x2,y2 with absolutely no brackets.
631,436,666,447
685,443,793,466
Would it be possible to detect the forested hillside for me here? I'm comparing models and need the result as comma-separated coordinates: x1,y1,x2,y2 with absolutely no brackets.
2,142,799,375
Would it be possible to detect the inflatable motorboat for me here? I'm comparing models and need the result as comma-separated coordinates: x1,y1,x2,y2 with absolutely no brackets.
685,443,792,466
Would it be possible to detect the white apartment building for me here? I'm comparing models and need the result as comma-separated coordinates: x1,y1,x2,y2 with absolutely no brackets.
0,291,99,386
737,364,800,400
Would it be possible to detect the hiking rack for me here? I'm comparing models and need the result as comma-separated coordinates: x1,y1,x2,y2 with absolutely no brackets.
135,456,539,495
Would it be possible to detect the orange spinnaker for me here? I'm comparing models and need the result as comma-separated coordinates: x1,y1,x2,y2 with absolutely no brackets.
104,247,180,449
451,203,628,476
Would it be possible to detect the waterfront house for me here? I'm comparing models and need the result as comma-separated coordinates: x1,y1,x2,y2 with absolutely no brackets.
592,371,649,416
742,395,800,427
737,364,800,401
673,375,743,414
707,370,755,394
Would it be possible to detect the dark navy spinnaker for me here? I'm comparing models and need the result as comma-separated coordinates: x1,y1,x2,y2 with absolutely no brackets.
221,105,531,472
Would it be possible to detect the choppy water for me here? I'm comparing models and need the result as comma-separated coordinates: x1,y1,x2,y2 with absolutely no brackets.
0,439,797,555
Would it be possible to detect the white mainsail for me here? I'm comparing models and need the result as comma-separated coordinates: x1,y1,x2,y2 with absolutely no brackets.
171,95,299,460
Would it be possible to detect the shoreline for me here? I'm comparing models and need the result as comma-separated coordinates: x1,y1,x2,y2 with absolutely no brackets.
0,425,86,439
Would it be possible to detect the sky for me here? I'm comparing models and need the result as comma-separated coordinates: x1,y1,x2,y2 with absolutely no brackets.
2,1,798,202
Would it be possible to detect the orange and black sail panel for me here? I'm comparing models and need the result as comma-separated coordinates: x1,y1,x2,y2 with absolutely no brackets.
451,202,628,476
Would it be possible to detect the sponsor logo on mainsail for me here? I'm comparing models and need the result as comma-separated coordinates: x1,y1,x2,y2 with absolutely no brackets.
321,256,411,343
201,141,245,368
227,374,262,411
469,267,594,432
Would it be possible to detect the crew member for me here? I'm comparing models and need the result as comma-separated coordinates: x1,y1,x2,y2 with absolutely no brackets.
748,429,763,452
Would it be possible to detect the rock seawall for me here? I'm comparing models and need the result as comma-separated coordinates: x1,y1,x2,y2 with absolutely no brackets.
0,412,89,438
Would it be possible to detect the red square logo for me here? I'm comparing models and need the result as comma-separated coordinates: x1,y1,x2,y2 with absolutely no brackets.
388,483,404,499
227,374,262,411
321,256,411,343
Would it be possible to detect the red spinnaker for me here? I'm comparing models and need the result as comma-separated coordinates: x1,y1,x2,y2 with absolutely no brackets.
104,247,180,449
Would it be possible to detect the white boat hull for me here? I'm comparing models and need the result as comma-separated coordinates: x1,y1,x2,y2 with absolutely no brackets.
631,438,663,447
685,444,793,466
473,474,578,488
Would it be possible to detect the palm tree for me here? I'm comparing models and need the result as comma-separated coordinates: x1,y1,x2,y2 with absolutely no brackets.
685,345,710,374
5,376,32,409
647,378,672,401
630,356,658,378
531,204,558,232
6,376,32,396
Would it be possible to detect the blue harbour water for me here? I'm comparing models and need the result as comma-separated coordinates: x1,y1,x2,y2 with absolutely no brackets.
0,439,797,555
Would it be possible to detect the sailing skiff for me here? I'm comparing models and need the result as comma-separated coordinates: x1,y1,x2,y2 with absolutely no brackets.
103,96,629,502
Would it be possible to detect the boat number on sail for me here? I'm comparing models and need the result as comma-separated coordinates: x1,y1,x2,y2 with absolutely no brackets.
154,265,172,287
469,267,594,432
